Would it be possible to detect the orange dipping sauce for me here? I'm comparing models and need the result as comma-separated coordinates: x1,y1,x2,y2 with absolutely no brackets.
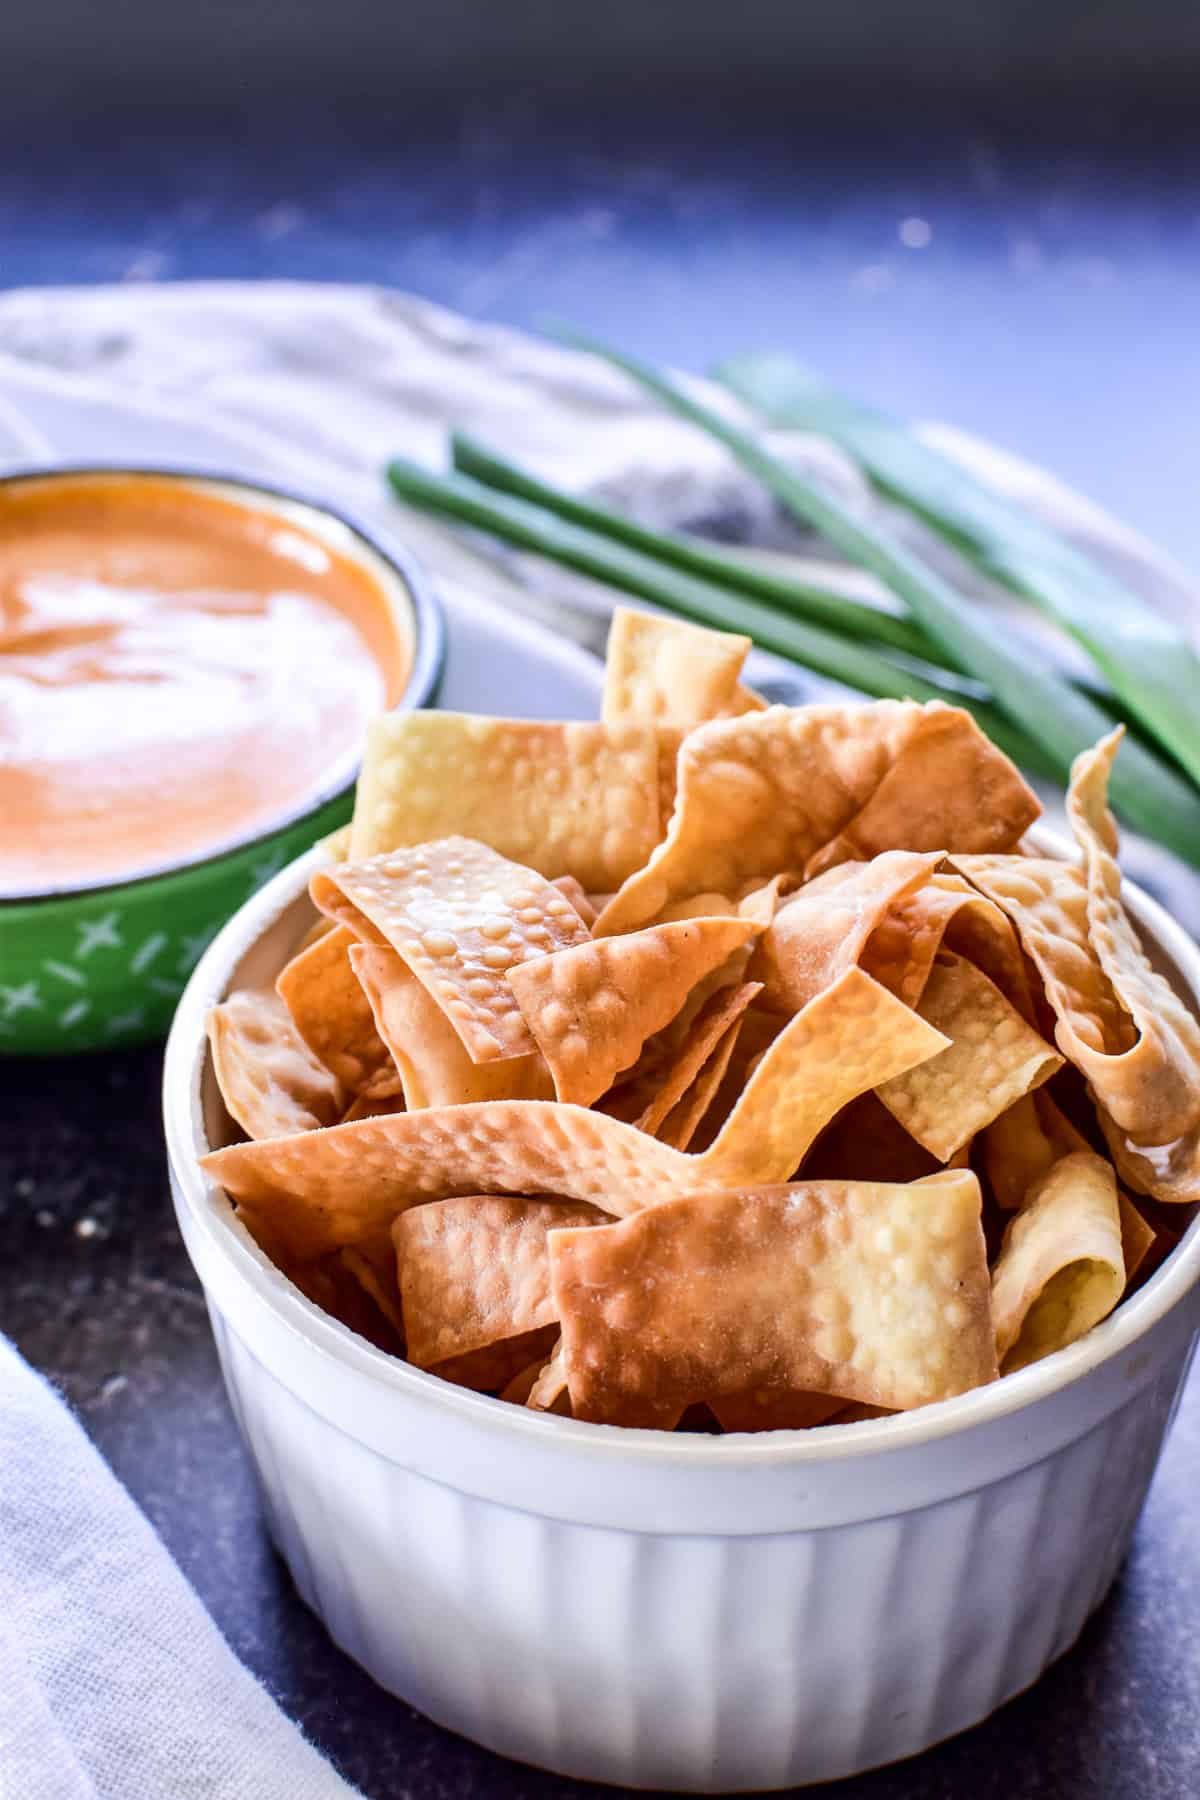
0,473,412,895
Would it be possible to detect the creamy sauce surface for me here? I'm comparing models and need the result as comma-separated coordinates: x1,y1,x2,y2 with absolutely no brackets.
0,475,410,893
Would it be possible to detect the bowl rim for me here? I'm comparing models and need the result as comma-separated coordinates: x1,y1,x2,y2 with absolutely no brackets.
165,826,1200,1469
0,462,446,906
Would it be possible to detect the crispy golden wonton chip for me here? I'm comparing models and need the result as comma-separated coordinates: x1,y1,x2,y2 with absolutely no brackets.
395,1195,605,1367
991,1150,1125,1370
276,923,394,1093
499,1355,551,1406
752,852,940,1013
202,1101,698,1260
862,873,1035,1018
636,982,761,1138
207,990,345,1140
959,743,1200,1202
982,1092,1154,1277
349,943,552,1107
806,703,1040,877
339,1228,405,1336
876,955,1062,1161
1067,733,1200,1200
658,1017,748,1152
602,607,752,728
699,966,949,1185
340,1087,407,1123
431,1327,560,1393
313,837,590,1064
596,701,1036,936
951,856,1131,1057
526,1338,571,1412
350,712,663,891
550,1172,996,1426
551,874,597,927
507,917,759,1107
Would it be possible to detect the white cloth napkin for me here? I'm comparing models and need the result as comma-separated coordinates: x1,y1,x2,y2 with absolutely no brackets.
0,1338,361,1800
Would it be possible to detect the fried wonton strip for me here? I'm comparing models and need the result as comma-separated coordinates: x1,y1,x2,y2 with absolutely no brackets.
597,700,1036,937
738,874,789,928
1117,1192,1157,1284
980,1093,1056,1211
395,1195,605,1367
551,874,597,928
350,712,664,891
276,923,393,1092
658,1016,747,1152
636,982,761,1137
876,955,1062,1161
430,1327,560,1394
602,608,753,728
752,852,940,1014
349,944,551,1107
527,1339,571,1413
550,1172,996,1426
499,1356,550,1406
983,1092,1154,1279
339,1228,405,1337
595,701,926,935
862,873,1035,1018
207,990,346,1140
202,1101,697,1261
313,838,590,1064
958,745,1200,1201
1067,732,1200,1200
507,917,759,1107
698,966,949,1186
950,854,1131,1057
340,1087,407,1123
990,1151,1125,1370
805,703,1040,877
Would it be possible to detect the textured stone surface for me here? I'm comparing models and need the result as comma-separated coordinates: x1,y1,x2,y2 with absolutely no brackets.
4,1043,1200,1798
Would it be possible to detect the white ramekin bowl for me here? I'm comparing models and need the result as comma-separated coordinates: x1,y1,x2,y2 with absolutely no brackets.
164,833,1200,1793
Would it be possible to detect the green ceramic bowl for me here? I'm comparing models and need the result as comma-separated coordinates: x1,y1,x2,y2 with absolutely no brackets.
0,467,444,1055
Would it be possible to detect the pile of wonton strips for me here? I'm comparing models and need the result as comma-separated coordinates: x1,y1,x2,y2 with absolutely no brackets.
203,609,1199,1431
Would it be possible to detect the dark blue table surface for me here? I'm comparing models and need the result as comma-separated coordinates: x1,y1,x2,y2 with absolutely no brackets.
2,83,1199,1800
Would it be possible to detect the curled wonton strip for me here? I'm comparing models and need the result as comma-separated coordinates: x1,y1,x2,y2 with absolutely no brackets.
958,732,1200,1200
990,1150,1125,1370
751,851,940,1014
207,990,346,1140
805,702,1040,878
596,700,1034,937
349,944,552,1107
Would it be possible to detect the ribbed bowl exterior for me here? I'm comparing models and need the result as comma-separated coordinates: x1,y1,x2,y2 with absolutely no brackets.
208,1303,1196,1791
